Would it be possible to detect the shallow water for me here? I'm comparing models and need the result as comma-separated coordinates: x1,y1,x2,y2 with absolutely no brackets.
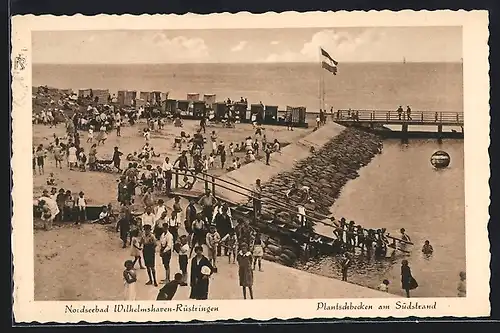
299,139,465,297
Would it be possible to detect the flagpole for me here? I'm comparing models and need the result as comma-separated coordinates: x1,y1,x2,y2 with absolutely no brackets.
318,47,322,111
322,63,326,110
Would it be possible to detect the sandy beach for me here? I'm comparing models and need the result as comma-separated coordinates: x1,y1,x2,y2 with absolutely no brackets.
32,119,394,300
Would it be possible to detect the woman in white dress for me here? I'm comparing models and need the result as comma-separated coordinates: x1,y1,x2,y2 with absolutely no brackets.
67,144,78,170
123,260,137,300
97,125,108,145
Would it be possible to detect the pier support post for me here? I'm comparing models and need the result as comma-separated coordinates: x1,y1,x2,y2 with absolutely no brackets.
437,124,443,143
401,123,409,144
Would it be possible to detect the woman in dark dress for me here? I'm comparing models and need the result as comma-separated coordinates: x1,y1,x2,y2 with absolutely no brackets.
215,207,232,255
401,259,416,298
189,246,214,300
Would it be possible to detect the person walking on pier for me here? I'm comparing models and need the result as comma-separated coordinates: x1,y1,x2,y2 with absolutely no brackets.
397,105,403,120
406,105,412,120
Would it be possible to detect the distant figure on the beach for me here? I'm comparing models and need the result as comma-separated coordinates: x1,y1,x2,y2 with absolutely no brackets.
397,105,403,120
286,112,293,131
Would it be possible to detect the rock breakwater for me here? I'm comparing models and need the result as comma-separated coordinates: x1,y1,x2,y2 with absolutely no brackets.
243,127,383,267
261,127,383,223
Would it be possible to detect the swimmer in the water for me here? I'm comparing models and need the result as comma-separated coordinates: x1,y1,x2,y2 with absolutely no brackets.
421,240,434,255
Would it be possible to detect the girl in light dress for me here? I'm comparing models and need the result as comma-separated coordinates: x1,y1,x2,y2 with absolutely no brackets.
252,232,264,271
97,124,108,145
123,260,137,300
67,144,78,170
87,125,94,143
130,229,146,269
208,153,215,168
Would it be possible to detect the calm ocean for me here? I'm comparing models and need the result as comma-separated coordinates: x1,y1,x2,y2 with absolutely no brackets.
33,62,464,297
32,62,463,112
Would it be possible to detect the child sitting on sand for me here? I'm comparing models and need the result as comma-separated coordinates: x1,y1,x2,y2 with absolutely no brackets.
245,150,256,163
227,159,238,172
46,172,56,186
92,205,109,224
377,279,390,292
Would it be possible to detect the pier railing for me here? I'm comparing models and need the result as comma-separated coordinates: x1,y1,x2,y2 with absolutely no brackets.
334,109,464,126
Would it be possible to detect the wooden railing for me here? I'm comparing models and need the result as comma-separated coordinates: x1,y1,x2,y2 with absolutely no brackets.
334,109,464,125
171,168,340,230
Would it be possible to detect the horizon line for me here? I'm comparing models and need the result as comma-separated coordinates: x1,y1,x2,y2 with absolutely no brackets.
33,60,463,65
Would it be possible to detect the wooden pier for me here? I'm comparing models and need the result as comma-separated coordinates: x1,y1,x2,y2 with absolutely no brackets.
333,109,464,139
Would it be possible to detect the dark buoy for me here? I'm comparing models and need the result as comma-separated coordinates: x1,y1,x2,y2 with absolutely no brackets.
430,150,451,169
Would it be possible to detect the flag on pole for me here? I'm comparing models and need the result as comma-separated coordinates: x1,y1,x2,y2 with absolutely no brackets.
320,47,338,75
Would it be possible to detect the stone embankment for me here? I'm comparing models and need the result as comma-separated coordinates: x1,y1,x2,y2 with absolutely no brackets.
251,127,383,266
261,127,383,223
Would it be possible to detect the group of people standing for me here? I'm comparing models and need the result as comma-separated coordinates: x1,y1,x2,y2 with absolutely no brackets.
118,187,266,301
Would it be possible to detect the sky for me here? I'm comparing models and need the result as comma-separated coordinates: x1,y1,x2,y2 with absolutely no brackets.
32,26,462,64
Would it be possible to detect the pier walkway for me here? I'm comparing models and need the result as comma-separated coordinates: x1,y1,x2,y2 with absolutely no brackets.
333,109,464,133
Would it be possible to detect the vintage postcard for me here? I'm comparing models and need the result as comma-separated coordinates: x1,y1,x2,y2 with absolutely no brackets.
11,11,490,323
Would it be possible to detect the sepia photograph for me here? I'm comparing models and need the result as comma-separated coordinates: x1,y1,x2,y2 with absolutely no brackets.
11,11,490,322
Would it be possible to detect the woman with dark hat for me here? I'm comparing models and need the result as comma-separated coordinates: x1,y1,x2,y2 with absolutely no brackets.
189,246,213,300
